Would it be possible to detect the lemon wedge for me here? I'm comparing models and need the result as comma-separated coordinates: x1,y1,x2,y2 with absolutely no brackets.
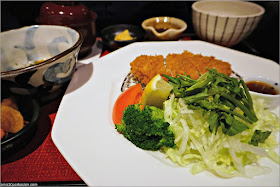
141,74,173,108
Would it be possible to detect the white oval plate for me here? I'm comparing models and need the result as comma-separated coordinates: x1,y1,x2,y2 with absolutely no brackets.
52,41,279,186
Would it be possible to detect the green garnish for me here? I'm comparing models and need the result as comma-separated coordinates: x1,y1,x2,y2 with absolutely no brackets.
249,130,272,146
162,68,258,136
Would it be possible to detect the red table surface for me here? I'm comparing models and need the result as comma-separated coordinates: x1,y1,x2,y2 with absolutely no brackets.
1,113,82,183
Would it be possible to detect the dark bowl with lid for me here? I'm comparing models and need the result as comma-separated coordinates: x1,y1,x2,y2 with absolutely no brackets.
37,1,97,57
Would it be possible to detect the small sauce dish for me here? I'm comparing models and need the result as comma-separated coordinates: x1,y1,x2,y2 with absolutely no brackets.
142,17,187,41
243,76,280,110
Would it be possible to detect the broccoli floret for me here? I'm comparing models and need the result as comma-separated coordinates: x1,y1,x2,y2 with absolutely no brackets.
115,104,175,151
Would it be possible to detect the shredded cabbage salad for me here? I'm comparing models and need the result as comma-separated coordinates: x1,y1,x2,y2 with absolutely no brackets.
163,94,279,178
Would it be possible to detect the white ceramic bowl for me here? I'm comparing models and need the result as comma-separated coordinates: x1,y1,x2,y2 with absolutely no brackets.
243,76,280,110
192,1,265,47
142,17,187,40
1,25,83,100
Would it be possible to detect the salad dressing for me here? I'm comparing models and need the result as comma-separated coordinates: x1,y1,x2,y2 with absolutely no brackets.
246,81,278,95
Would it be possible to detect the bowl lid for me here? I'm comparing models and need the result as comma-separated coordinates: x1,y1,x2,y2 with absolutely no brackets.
37,2,95,25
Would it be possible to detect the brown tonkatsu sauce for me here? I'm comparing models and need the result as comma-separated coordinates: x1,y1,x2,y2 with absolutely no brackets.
246,81,278,95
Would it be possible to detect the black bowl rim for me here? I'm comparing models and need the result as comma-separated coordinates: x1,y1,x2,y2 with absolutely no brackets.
1,98,40,145
101,24,145,43
1,25,83,77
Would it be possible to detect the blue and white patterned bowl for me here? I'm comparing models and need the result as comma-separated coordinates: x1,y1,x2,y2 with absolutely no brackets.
1,25,83,98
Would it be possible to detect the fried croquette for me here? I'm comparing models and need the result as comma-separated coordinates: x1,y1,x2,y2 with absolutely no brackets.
1,97,18,110
130,50,232,85
1,105,24,133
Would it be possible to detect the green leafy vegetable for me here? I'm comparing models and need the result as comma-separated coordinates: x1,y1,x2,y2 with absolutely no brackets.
249,130,272,146
163,68,258,136
223,113,249,136
115,104,175,151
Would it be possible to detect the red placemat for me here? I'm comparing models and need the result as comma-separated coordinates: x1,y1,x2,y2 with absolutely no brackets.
1,113,82,183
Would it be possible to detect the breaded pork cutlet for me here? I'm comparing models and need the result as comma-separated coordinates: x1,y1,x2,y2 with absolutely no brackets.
130,55,170,85
130,51,232,85
166,51,200,80
194,54,232,76
167,51,232,78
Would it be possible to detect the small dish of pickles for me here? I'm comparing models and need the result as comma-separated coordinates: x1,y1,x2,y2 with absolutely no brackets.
1,95,40,155
101,24,145,50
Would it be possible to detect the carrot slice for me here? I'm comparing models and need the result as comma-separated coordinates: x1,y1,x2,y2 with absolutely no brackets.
112,84,143,124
